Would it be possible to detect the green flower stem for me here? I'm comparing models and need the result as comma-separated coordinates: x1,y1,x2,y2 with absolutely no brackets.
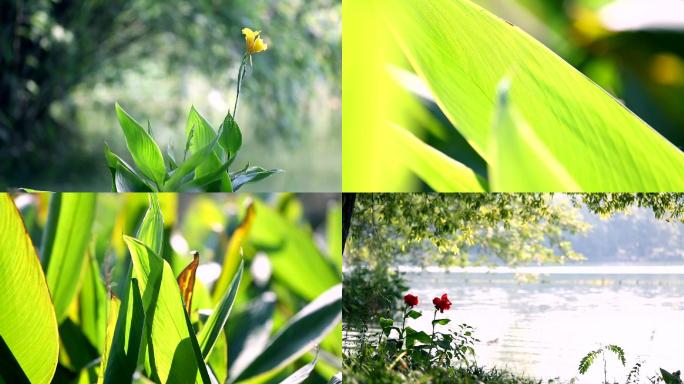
233,55,248,118
429,309,437,357
400,305,409,340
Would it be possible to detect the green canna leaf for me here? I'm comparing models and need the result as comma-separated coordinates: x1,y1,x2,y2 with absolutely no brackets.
115,103,167,189
0,194,59,384
104,143,156,192
124,236,209,383
230,165,282,191
42,193,96,323
197,260,243,359
389,123,487,192
164,122,227,192
219,112,242,160
231,284,342,383
488,80,581,191
185,106,231,191
384,0,684,191
101,277,145,383
136,194,164,257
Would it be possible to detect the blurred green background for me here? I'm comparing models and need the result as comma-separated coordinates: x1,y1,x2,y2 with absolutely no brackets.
0,0,341,191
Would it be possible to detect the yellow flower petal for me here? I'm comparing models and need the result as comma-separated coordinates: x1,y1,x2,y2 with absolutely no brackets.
241,27,267,55
252,37,268,54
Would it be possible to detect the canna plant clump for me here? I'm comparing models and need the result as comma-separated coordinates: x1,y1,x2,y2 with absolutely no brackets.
0,193,342,383
105,28,281,192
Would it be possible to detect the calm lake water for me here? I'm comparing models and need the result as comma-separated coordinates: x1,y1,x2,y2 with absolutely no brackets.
402,266,684,383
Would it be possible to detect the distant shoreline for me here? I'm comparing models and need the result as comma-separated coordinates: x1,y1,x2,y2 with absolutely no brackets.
396,264,684,275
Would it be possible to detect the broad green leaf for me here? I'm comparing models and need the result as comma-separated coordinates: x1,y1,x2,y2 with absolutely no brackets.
382,0,684,191
227,292,276,379
249,200,339,300
124,236,206,383
164,122,226,191
185,106,232,191
102,277,144,383
489,81,581,191
104,143,155,192
231,284,342,383
198,260,243,360
42,193,96,323
0,335,31,383
136,194,164,256
115,103,167,189
219,112,242,159
213,203,253,302
0,194,58,384
389,123,487,192
179,158,234,192
79,254,107,351
230,166,282,191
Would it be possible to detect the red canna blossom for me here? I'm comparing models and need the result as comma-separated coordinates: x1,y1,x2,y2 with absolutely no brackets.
432,293,452,313
404,293,419,307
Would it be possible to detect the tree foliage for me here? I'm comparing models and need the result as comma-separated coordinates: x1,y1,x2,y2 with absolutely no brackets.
345,193,684,268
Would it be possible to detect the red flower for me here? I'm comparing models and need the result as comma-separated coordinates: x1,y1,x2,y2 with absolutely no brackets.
404,293,419,307
432,293,452,313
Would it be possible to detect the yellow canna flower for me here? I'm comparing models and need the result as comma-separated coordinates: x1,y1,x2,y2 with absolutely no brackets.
242,27,268,55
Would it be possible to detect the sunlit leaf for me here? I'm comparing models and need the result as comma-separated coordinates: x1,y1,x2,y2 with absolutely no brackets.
136,194,164,256
489,81,581,191
42,193,96,323
381,0,684,191
389,123,487,191
79,254,107,351
124,236,208,383
0,194,59,384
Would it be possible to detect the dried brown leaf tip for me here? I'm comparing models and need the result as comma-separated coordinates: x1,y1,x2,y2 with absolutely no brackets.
177,251,200,314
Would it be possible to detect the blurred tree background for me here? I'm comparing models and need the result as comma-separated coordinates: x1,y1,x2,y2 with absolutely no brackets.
0,0,341,191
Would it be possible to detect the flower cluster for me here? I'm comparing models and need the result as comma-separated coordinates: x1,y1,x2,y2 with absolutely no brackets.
403,292,453,313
